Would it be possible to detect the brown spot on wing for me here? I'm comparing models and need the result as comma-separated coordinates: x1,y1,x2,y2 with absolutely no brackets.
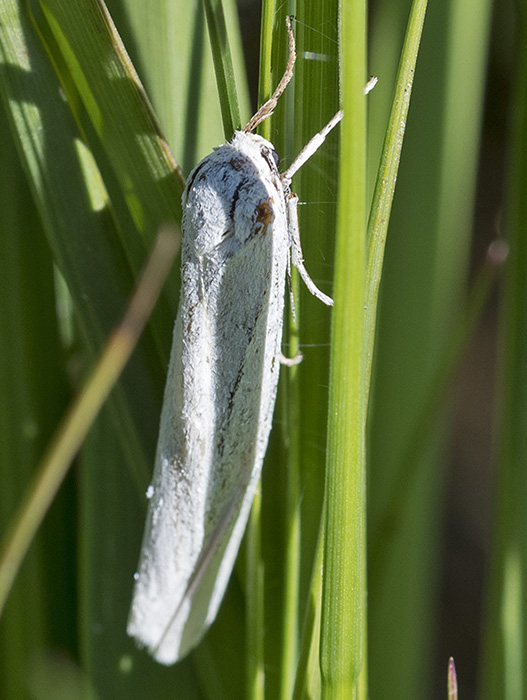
256,199,274,229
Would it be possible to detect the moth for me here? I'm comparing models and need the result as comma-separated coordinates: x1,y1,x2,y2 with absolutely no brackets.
127,18,342,665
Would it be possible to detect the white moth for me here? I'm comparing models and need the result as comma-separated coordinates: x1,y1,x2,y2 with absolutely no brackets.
127,18,342,665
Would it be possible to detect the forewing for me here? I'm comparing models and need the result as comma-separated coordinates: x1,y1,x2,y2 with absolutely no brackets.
128,142,288,664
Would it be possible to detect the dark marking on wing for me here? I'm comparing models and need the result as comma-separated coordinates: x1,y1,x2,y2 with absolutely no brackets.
185,160,208,194
229,157,249,172
229,181,244,221
215,311,263,459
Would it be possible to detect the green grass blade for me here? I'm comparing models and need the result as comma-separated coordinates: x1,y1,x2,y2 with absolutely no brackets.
365,0,428,396
292,3,340,616
0,2,167,490
320,0,367,697
255,0,274,140
249,5,342,698
290,5,341,697
0,0,163,486
201,0,242,136
36,0,184,277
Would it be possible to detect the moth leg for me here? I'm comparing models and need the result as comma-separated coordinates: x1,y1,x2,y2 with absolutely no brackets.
281,111,343,186
280,79,374,185
364,75,378,94
287,194,333,307
284,247,299,323
280,351,304,367
243,17,296,133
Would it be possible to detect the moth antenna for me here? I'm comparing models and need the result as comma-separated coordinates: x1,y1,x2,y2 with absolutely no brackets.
243,16,296,133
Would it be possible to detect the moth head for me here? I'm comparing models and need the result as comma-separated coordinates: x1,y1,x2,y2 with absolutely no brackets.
260,145,280,171
230,131,280,175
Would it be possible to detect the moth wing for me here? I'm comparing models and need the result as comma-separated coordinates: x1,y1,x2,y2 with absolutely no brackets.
128,143,288,665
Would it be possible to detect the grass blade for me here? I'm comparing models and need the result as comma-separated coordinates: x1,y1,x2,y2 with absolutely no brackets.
365,0,429,396
320,0,367,696
201,0,241,136
37,0,184,286
0,0,165,487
